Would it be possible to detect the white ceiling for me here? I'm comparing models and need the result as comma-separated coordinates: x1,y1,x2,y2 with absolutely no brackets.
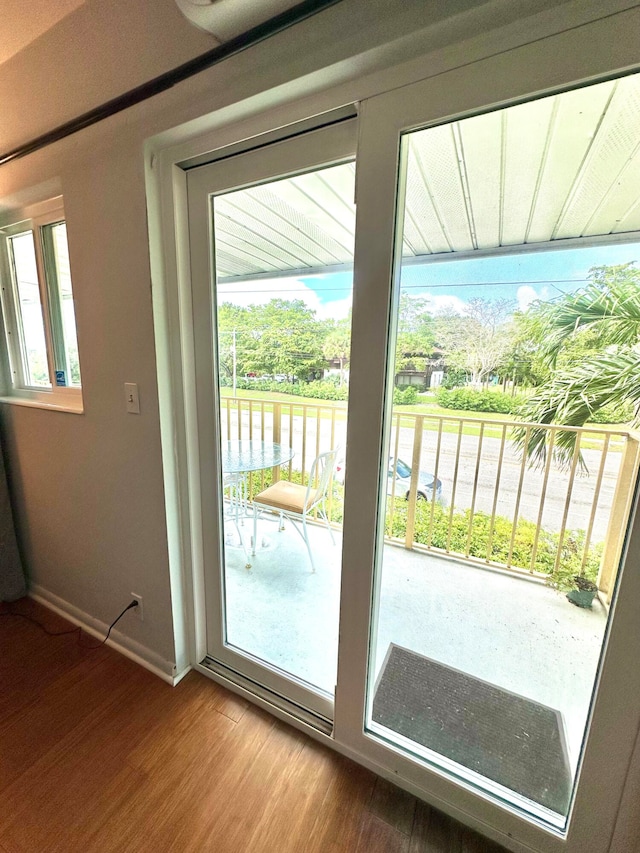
213,74,640,282
0,0,86,66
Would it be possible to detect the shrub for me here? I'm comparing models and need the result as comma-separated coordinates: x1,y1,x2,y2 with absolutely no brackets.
441,369,468,389
226,378,349,401
290,380,349,401
393,386,418,405
384,498,601,584
436,386,524,414
588,401,634,424
244,468,602,589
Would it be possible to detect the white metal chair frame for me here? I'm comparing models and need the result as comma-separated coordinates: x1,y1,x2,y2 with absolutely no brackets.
222,472,251,568
251,449,338,572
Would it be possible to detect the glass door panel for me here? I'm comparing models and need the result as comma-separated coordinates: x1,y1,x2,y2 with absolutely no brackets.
188,121,356,719
365,78,640,828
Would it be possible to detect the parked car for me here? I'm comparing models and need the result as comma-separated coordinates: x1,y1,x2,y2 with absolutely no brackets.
335,455,443,502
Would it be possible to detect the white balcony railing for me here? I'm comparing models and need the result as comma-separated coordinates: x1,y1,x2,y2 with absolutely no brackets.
220,394,639,600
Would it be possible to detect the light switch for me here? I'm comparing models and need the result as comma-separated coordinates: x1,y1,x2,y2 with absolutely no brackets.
124,383,140,414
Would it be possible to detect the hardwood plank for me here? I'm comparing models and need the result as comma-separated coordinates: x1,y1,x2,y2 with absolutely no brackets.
186,720,307,852
125,671,240,775
0,607,108,723
369,775,417,836
356,813,411,853
0,747,147,853
0,628,111,694
461,827,508,853
306,755,378,853
0,608,510,853
410,801,462,852
89,698,280,852
0,651,142,792
246,738,339,852
0,662,162,851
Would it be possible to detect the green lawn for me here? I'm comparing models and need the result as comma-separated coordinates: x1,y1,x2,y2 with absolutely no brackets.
221,388,627,448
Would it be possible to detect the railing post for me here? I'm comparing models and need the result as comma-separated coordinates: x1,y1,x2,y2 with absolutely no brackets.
598,432,640,604
405,415,424,550
272,402,282,483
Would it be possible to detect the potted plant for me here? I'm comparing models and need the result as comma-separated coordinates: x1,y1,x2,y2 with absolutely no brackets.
547,567,599,609
565,575,598,609
545,534,600,609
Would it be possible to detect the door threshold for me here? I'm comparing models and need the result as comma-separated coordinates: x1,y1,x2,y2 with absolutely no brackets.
200,655,334,736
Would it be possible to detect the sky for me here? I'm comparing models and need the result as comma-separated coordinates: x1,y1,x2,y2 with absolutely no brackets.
216,241,640,322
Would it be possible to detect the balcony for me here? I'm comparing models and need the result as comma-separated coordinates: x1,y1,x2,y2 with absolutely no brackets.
219,394,638,779
223,522,605,773
221,394,638,602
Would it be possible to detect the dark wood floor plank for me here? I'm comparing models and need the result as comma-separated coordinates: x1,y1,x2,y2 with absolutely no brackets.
369,775,417,836
0,651,143,792
461,827,509,852
0,601,108,724
411,800,463,852
356,812,411,852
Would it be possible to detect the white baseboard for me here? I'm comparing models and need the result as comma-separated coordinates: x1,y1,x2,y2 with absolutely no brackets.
29,585,188,686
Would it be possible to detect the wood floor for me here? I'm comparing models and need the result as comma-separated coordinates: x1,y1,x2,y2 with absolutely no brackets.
0,598,508,853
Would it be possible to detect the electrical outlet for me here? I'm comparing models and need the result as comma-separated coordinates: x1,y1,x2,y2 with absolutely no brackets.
131,593,143,621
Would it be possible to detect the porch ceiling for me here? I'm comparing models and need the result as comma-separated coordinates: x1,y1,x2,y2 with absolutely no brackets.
213,74,640,282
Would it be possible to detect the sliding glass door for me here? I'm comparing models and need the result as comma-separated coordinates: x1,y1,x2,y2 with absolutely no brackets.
182,48,640,853
187,120,357,721
363,81,640,824
334,68,640,852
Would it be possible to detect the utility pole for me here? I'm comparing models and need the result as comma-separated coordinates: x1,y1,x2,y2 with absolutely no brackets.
232,328,237,397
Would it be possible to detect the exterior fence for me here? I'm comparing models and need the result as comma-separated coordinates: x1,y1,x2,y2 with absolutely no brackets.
220,393,639,600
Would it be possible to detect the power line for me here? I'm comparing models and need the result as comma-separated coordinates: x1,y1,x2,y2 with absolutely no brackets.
216,277,588,296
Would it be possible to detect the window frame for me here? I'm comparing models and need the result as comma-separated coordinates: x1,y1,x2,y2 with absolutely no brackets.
0,199,83,412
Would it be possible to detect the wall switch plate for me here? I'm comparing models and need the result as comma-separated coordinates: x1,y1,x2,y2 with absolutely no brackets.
124,383,140,414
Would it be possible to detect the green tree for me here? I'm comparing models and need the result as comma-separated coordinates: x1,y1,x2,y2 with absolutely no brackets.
395,293,435,372
515,263,640,466
322,317,351,386
435,298,514,386
217,303,256,381
219,299,326,380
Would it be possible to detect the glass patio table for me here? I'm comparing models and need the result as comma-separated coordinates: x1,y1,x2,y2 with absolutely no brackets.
221,440,294,565
221,439,294,475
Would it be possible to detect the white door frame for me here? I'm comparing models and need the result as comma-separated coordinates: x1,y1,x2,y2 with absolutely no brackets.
185,119,357,721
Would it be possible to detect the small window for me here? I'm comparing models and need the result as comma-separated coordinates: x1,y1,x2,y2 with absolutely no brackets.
0,201,82,411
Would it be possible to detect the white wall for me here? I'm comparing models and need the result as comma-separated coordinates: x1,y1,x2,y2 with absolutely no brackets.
0,0,513,674
0,0,638,845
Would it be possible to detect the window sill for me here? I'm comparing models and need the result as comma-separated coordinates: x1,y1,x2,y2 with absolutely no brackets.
0,392,83,414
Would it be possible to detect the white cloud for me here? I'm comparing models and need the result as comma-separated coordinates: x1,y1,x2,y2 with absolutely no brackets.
430,294,466,315
218,276,322,309
517,285,550,312
315,296,352,321
217,275,352,321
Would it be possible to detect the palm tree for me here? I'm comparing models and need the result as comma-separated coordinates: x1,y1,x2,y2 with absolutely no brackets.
514,263,640,467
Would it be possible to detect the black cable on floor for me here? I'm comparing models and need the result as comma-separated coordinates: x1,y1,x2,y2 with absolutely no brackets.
0,600,139,649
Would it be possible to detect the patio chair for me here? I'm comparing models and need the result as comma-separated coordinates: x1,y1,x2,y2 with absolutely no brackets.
223,472,247,524
251,449,339,573
222,473,251,568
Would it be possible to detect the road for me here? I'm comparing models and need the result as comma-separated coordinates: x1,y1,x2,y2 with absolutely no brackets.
223,406,621,543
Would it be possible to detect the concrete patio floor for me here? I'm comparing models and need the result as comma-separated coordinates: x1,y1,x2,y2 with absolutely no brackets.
222,515,607,772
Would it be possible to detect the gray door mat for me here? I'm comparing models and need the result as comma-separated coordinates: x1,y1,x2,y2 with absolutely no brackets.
372,643,572,814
